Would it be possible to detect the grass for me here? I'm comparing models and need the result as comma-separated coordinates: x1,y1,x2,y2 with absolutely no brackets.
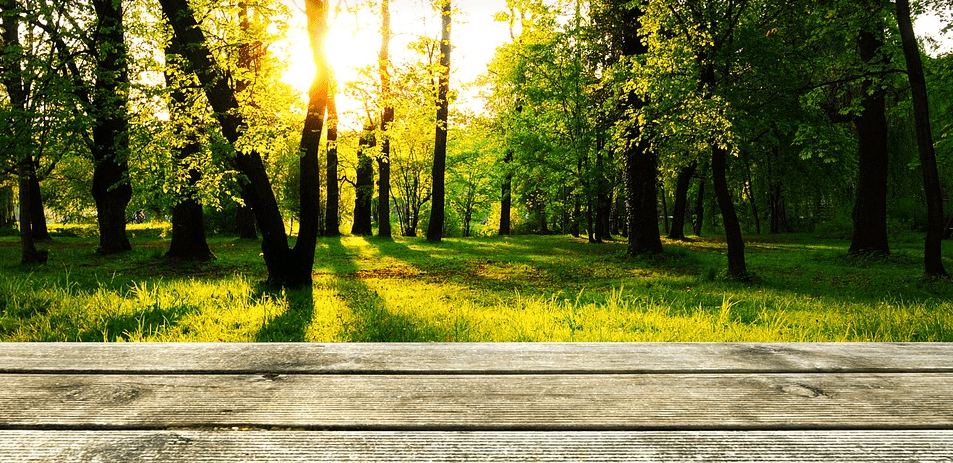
0,230,951,342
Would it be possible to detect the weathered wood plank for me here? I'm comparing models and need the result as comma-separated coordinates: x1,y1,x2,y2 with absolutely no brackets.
2,373,951,430
2,430,951,462
1,343,951,374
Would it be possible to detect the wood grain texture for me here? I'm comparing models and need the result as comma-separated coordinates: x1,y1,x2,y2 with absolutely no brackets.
2,430,951,463
2,372,952,430
1,343,951,374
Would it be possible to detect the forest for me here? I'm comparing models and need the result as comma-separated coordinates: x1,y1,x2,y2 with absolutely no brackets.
1,0,952,342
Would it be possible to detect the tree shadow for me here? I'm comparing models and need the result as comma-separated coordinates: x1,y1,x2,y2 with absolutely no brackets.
322,236,445,342
254,284,315,342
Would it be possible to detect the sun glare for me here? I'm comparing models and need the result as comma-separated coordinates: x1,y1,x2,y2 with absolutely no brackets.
277,0,510,129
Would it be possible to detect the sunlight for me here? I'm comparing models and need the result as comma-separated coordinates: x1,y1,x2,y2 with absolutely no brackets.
277,0,510,129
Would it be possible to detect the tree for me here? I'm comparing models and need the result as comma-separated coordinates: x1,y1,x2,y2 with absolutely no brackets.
163,40,213,261
352,123,375,236
849,0,891,256
377,0,393,239
157,0,330,287
426,0,451,242
1,0,46,264
89,0,133,255
324,80,341,236
895,0,947,276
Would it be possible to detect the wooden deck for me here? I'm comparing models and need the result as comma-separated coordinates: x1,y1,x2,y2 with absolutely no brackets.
0,343,951,462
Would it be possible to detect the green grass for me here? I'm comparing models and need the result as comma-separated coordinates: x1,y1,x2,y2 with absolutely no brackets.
1,231,951,342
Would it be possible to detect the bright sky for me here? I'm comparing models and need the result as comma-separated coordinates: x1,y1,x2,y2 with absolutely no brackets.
277,0,510,130
274,1,951,131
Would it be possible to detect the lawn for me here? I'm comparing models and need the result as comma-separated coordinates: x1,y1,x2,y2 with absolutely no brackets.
1,230,951,342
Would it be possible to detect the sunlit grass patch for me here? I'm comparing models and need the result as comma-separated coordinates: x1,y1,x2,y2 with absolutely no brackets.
0,232,951,342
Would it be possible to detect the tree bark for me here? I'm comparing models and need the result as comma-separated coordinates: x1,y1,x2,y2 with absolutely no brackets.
324,89,341,236
427,0,451,242
1,0,48,263
28,170,50,241
668,162,696,240
693,174,706,236
377,0,393,239
500,150,513,235
626,137,663,255
164,40,213,261
90,0,132,255
712,146,749,279
849,12,890,256
895,0,947,276
352,125,375,236
158,0,328,287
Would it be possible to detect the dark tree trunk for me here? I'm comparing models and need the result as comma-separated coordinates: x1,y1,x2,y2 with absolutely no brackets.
896,0,947,276
659,184,669,235
167,171,213,261
352,125,375,236
500,150,513,235
236,194,258,239
1,0,45,263
91,0,132,255
164,40,213,261
595,150,612,242
427,0,451,242
712,146,748,279
158,0,328,288
0,186,14,229
668,162,696,240
28,170,50,241
693,173,706,236
377,0,393,239
849,14,890,256
324,90,340,236
769,182,792,233
626,139,663,255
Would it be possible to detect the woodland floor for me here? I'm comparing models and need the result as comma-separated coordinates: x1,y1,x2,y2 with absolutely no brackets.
1,229,951,342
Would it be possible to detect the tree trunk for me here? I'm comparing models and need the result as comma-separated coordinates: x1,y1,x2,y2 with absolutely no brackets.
0,186,14,229
164,40,213,261
377,0,393,239
236,193,258,239
712,146,748,279
352,125,375,236
626,138,663,255
693,174,706,237
849,13,890,256
668,162,696,240
325,89,340,236
500,150,513,235
427,0,451,242
28,170,50,241
91,0,132,255
158,0,329,287
895,0,947,276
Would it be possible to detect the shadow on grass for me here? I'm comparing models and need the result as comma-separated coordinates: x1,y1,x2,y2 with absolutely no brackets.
255,285,315,342
324,236,445,342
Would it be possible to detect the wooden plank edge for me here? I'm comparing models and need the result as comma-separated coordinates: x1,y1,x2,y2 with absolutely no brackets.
1,430,951,462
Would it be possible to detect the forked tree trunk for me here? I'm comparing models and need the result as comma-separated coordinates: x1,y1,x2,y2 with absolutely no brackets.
158,0,329,287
